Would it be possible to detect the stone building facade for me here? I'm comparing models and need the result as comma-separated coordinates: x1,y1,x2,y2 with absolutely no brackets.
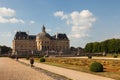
12,32,36,55
12,26,69,55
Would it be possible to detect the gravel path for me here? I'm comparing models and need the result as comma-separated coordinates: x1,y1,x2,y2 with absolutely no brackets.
0,57,54,80
20,59,114,80
68,57,120,60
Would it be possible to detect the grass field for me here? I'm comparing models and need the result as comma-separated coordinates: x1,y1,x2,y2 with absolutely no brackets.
35,57,120,80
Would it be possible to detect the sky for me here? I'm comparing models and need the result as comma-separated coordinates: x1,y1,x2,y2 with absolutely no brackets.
0,0,120,48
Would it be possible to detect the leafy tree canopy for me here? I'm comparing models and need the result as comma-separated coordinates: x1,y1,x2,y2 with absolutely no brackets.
84,38,120,53
0,45,12,54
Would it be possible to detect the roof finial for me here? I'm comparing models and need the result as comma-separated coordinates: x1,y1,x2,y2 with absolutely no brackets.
42,25,46,33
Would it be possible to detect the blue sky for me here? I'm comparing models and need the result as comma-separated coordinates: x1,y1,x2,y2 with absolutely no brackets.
0,0,120,48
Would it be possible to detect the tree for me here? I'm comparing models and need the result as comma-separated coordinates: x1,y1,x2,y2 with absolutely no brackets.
84,38,120,54
85,43,93,53
101,40,109,53
107,39,115,53
70,46,76,51
0,45,12,54
92,42,101,53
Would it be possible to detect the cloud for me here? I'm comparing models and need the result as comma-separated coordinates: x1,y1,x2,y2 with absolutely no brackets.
0,7,24,23
54,10,96,38
9,18,24,23
29,20,35,24
46,29,52,32
54,11,68,20
14,30,18,33
0,7,15,17
0,16,24,23
0,32,12,37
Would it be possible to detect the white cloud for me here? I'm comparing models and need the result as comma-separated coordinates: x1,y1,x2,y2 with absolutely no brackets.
0,32,12,37
0,7,24,24
14,30,18,33
0,16,8,23
30,20,35,24
70,10,96,26
0,16,24,23
9,18,24,23
54,10,96,39
46,29,52,32
0,7,15,17
54,11,68,20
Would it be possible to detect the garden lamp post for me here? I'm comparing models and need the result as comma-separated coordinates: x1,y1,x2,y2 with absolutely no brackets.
0,48,1,54
31,50,34,56
16,51,18,61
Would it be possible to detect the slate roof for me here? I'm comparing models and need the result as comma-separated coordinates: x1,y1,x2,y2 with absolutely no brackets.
37,32,53,39
14,25,69,41
14,31,69,41
36,26,69,40
53,33,69,40
14,31,36,40
29,35,36,40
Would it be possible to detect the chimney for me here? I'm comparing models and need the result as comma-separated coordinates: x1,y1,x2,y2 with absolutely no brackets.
56,33,58,39
27,31,29,39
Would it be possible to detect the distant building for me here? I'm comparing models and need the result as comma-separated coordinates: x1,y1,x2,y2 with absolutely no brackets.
12,25,69,55
12,31,36,55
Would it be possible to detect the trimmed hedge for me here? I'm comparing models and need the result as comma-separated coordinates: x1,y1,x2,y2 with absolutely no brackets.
90,62,103,72
88,56,92,59
26,56,29,60
113,54,118,58
40,57,45,62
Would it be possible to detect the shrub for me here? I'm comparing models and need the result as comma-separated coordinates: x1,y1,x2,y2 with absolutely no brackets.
88,55,92,59
10,55,16,59
40,57,45,62
90,62,103,72
26,56,29,60
113,54,118,58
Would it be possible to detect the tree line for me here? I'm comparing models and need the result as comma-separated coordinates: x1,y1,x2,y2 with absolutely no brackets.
0,45,12,54
84,38,120,53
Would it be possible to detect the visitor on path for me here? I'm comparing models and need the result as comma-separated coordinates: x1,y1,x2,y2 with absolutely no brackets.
30,57,34,67
16,56,19,61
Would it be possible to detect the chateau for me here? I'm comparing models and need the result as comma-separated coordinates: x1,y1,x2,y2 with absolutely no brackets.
12,25,69,55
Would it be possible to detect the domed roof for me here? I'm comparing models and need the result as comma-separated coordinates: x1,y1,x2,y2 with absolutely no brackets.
37,25,52,39
37,32,51,38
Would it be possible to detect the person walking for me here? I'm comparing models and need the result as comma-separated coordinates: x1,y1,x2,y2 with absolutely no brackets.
30,57,34,67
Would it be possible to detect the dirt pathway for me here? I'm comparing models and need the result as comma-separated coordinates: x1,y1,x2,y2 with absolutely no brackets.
0,57,53,80
20,59,114,80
